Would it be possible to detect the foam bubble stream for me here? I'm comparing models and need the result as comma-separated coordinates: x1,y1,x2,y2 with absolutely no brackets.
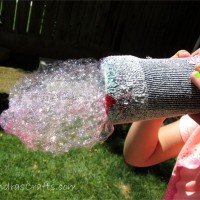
0,59,114,154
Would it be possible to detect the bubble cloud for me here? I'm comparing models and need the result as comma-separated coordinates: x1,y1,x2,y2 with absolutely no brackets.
0,59,113,154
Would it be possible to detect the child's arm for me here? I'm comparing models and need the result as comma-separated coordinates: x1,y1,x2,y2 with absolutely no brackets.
123,49,194,167
123,118,184,167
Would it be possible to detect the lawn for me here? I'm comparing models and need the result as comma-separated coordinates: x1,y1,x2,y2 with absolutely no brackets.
0,66,175,199
0,66,26,94
0,125,175,200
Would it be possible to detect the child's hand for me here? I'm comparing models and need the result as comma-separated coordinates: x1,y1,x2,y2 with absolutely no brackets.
191,63,200,90
191,48,200,57
190,48,200,91
172,48,200,89
172,49,191,58
190,48,200,124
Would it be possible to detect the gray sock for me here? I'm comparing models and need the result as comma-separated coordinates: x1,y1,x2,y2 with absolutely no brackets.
101,55,200,124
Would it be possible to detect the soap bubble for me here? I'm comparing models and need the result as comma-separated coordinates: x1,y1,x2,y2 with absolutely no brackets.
0,58,114,154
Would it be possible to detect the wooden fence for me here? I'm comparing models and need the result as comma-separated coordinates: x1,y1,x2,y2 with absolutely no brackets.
0,0,200,59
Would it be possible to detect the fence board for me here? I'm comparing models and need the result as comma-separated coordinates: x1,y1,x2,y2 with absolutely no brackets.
88,1,111,48
78,1,98,46
41,1,60,38
28,0,45,36
66,1,86,45
14,0,30,34
100,1,125,50
132,2,155,55
0,0,15,32
54,1,73,40
119,1,153,55
110,2,131,51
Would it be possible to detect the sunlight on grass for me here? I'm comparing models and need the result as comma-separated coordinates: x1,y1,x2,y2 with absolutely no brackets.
0,66,27,93
118,182,131,199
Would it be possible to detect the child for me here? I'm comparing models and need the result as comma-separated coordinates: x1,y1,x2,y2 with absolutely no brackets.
123,48,200,199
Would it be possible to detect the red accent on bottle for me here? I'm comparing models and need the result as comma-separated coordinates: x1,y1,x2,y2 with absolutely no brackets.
105,94,116,115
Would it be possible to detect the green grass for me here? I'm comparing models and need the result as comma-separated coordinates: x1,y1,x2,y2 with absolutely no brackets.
0,67,27,93
0,126,175,200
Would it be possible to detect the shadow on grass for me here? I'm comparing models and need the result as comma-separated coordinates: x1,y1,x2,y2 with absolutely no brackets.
104,124,175,184
132,159,175,183
104,124,130,155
